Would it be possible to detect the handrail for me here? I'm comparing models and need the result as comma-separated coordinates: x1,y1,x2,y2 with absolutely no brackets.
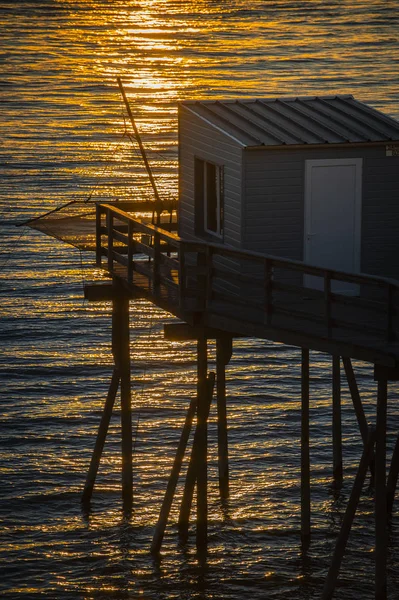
96,203,399,346
99,204,180,244
204,240,399,289
98,203,399,289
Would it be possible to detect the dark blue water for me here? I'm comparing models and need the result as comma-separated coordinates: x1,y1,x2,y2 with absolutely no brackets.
1,1,399,598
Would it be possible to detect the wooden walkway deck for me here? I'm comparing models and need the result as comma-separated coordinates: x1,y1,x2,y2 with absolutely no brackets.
95,202,399,367
83,201,399,599
26,197,399,598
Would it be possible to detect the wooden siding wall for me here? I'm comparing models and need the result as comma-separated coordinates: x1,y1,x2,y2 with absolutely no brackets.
178,106,243,247
362,153,399,280
243,146,399,281
178,107,246,294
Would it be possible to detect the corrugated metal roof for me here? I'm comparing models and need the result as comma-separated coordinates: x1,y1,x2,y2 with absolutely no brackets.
180,95,399,147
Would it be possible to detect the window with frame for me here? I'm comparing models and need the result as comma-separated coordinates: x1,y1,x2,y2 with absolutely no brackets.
195,158,224,238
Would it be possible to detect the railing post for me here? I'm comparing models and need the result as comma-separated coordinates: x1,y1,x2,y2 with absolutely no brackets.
178,242,186,311
127,220,133,284
196,248,207,311
107,209,114,273
265,258,273,326
205,246,213,309
153,230,161,296
387,284,395,342
95,204,102,268
325,271,332,338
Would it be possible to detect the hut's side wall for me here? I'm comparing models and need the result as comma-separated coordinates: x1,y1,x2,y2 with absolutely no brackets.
178,106,245,296
243,146,399,280
178,106,243,246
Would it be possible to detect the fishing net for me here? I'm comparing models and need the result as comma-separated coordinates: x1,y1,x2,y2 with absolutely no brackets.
25,199,177,252
26,200,100,251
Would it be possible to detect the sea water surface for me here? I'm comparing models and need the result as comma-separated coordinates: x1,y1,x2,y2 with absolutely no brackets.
1,1,399,598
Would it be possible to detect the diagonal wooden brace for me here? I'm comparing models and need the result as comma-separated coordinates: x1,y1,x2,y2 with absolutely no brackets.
151,394,198,554
322,428,376,600
342,356,375,478
82,369,120,505
178,372,215,541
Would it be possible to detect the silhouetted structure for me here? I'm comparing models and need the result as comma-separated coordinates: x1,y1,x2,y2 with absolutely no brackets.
30,93,399,600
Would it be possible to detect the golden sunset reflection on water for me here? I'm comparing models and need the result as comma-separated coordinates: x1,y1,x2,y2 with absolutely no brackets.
2,0,399,598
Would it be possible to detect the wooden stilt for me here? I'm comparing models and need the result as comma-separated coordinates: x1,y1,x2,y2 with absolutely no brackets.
196,336,208,550
178,372,214,540
321,428,376,600
301,347,311,550
151,394,198,554
178,444,197,540
216,337,232,500
82,369,120,505
332,355,343,487
387,432,399,515
112,282,133,513
375,378,388,600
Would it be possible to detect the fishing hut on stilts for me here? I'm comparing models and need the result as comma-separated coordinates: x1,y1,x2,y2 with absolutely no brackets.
25,79,399,599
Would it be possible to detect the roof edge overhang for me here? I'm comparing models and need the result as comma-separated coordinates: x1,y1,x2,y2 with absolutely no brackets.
178,94,355,106
244,139,399,151
179,104,247,148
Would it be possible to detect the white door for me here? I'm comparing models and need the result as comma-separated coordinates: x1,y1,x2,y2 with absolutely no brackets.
304,158,362,294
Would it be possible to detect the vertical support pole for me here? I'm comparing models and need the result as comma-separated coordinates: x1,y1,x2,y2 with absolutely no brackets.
332,355,343,487
216,337,232,500
179,373,214,540
375,377,388,600
82,369,120,504
301,347,311,550
112,280,133,514
196,336,208,550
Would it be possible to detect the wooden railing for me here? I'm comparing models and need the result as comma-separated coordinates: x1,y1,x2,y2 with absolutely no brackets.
96,203,182,300
202,243,399,345
96,203,399,346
